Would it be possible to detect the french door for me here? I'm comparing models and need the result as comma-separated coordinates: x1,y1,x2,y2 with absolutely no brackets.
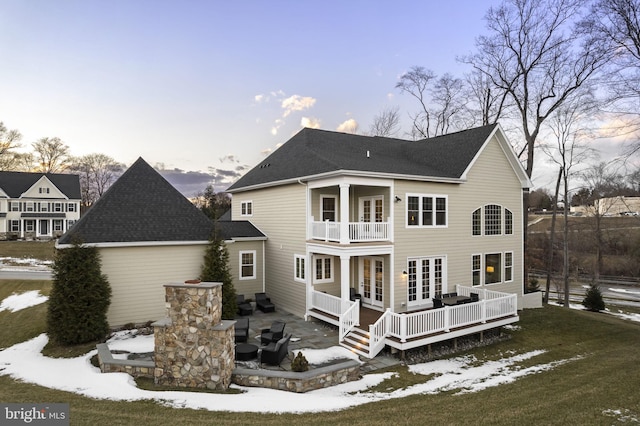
360,256,384,308
407,256,446,307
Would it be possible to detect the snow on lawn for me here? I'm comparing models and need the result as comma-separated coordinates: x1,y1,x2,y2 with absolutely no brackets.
0,332,579,414
0,290,48,312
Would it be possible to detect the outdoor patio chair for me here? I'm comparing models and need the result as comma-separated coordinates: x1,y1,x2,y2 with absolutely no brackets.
470,292,480,302
234,317,250,343
255,292,275,313
259,333,291,367
260,321,286,345
237,294,253,316
432,297,444,308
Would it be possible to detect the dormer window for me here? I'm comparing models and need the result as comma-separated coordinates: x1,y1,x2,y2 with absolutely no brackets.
39,187,50,194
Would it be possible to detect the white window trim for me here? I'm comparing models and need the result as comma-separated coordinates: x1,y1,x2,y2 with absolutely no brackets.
241,200,253,217
294,254,306,283
472,253,482,286
505,251,514,282
313,255,334,284
485,252,503,285
239,250,256,280
405,193,448,228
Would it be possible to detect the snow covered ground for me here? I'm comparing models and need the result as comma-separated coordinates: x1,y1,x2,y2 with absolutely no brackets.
0,288,638,414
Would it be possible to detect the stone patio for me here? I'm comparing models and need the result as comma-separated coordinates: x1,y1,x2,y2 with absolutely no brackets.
236,305,401,373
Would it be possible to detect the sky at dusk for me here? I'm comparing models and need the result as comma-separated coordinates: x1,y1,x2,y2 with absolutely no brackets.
0,0,607,195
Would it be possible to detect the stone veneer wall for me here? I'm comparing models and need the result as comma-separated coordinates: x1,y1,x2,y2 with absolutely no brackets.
153,282,235,390
232,360,361,393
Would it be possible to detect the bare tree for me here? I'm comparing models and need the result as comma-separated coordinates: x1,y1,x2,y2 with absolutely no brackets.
465,0,609,177
583,0,640,149
368,106,401,137
579,161,627,279
0,122,23,171
32,137,70,173
395,67,470,138
69,154,125,209
464,68,510,126
540,91,599,306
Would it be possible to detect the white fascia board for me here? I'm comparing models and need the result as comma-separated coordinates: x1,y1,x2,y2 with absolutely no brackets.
228,171,463,193
461,124,532,189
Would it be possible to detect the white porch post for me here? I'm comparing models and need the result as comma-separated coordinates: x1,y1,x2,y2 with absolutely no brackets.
339,183,350,244
340,254,351,303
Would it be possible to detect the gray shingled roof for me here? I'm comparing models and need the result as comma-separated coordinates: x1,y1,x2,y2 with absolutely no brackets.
58,158,265,245
58,158,216,244
0,171,81,199
227,124,497,192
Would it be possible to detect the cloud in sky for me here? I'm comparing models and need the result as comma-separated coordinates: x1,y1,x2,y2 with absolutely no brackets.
281,95,316,117
301,116,321,129
337,118,359,134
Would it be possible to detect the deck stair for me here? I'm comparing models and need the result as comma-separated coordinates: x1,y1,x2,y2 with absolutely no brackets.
340,327,371,358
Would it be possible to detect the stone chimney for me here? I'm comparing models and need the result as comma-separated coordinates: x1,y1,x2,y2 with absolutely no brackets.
153,282,235,390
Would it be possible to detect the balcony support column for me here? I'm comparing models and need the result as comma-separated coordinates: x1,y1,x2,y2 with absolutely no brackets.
339,183,350,244
340,254,351,303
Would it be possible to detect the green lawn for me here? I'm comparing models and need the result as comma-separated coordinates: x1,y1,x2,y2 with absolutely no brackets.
0,280,639,425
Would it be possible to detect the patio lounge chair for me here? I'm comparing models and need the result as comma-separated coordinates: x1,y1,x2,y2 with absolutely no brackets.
234,317,250,343
237,294,253,316
255,292,275,313
259,333,291,367
260,320,285,345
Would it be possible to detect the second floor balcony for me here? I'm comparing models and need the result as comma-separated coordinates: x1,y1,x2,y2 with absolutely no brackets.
310,219,391,243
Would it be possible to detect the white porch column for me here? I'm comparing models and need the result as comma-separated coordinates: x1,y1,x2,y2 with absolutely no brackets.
339,183,350,244
340,254,351,303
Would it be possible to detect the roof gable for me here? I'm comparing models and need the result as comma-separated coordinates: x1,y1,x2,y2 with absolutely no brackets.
58,158,215,245
0,171,81,199
227,124,503,192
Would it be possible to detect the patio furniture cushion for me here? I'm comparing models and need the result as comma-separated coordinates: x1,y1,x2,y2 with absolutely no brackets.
237,294,253,316
259,333,291,366
255,292,275,312
261,321,285,345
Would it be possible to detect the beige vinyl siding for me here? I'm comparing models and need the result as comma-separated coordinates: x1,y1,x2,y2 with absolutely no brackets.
392,134,524,311
99,244,207,327
233,184,308,317
226,240,265,300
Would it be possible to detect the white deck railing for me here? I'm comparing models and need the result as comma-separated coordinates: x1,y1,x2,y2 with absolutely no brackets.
310,290,360,341
340,300,360,341
311,287,517,358
310,220,391,243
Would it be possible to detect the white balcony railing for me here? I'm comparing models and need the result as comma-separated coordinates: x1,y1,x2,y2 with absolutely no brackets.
310,220,391,243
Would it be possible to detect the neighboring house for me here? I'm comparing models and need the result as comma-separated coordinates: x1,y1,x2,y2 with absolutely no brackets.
227,123,533,357
57,158,265,326
0,171,81,240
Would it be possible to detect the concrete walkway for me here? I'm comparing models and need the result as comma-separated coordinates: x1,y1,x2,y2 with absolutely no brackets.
236,306,401,372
